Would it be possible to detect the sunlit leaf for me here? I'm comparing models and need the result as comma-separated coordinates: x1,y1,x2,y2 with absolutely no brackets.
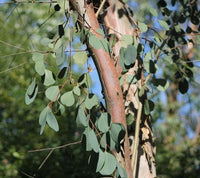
43,69,56,86
60,91,75,107
73,51,88,67
84,94,98,110
45,86,60,101
138,22,148,33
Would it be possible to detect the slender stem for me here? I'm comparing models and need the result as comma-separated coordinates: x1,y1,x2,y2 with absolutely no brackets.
131,102,143,173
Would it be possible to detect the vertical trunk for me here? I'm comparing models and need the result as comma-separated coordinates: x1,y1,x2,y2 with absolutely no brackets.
70,1,156,177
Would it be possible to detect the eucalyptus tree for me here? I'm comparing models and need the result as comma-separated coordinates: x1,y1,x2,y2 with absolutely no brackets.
1,0,200,178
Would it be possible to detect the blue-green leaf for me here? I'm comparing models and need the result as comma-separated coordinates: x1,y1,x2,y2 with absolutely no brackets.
89,129,99,153
25,78,38,105
138,22,148,33
99,152,117,175
60,91,75,107
73,51,88,67
76,106,88,127
43,69,56,86
45,86,60,101
89,35,102,49
35,60,45,76
110,123,125,143
84,94,98,110
97,113,110,133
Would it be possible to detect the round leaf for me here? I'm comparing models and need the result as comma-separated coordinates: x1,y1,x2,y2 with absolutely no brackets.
97,113,110,133
84,94,99,110
73,51,88,67
99,152,117,175
89,35,102,49
60,91,75,107
76,106,88,127
179,78,189,94
45,86,60,101
110,123,125,143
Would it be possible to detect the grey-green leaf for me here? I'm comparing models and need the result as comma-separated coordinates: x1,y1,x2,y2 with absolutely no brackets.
110,123,125,143
73,51,88,67
97,113,110,133
46,107,59,132
138,22,148,33
45,86,60,101
99,152,117,175
25,78,38,105
76,106,88,127
35,61,45,76
43,69,56,86
89,129,99,153
84,94,99,110
60,91,75,107
89,35,102,49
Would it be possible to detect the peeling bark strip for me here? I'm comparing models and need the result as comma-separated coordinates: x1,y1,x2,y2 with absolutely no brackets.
69,0,132,177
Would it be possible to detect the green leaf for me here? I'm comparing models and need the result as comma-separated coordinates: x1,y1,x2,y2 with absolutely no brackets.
89,35,102,49
35,60,45,76
45,86,60,101
60,91,75,107
46,107,59,132
84,94,98,110
89,129,99,153
96,149,105,172
78,73,92,88
126,114,134,126
96,28,104,36
82,127,92,151
97,113,110,133
153,78,169,91
120,45,136,67
39,106,48,126
110,123,125,143
139,84,146,97
116,162,127,178
149,8,158,16
41,38,52,46
39,106,59,134
159,20,169,30
121,34,133,48
126,74,137,84
138,22,148,33
32,53,44,62
43,69,56,86
73,51,88,67
73,86,81,96
56,44,65,66
100,38,109,53
76,106,88,127
99,152,117,175
100,132,115,150
144,99,150,115
25,78,38,105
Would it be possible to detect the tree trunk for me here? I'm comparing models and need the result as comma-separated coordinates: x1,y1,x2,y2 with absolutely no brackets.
69,1,156,177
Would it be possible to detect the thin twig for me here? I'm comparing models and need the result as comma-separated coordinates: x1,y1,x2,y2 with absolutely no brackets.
95,0,106,17
0,62,26,74
38,149,54,170
28,140,81,152
0,1,57,4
